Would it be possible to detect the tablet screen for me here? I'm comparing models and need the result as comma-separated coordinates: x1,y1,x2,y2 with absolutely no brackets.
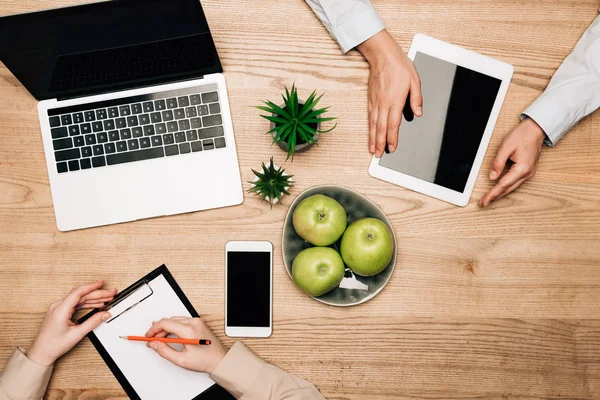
379,52,502,193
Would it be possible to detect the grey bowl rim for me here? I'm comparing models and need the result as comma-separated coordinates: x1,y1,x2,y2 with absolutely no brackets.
282,184,398,307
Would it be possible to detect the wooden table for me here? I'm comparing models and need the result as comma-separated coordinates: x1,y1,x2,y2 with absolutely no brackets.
1,1,599,398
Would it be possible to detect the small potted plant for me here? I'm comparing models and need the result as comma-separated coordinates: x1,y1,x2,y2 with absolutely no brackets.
248,157,294,208
255,84,336,160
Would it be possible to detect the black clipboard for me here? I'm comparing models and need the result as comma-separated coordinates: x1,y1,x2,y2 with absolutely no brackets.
78,265,234,400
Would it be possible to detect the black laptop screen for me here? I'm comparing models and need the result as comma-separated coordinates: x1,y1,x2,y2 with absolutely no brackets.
0,0,222,100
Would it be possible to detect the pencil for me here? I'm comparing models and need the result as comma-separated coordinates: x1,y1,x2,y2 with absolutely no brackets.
119,336,211,345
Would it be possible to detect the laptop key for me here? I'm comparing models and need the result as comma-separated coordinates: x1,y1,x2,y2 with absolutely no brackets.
178,120,190,131
179,143,191,154
103,119,115,131
166,98,178,109
51,127,68,139
131,103,143,114
84,111,96,122
73,113,84,124
116,141,128,152
73,136,85,147
68,125,80,136
106,147,165,166
178,96,190,107
191,141,203,152
186,107,197,118
174,108,185,120
209,103,221,114
85,134,97,145
96,109,107,120
140,137,151,148
108,107,119,118
119,105,131,116
80,158,92,170
55,148,81,162
165,145,179,156
144,125,155,136
167,122,178,132
139,114,150,125
203,140,215,150
80,123,92,135
127,116,139,127
104,143,116,154
163,134,175,145
132,127,143,138
156,123,167,134
92,122,103,132
97,132,108,143
120,129,132,140
61,114,72,126
57,162,68,173
68,160,80,172
190,118,202,129
186,130,198,141
93,145,104,156
53,138,73,151
128,139,140,151
115,118,127,129
109,130,120,141
197,105,209,116
190,94,201,105
151,136,163,147
214,137,226,149
49,116,61,127
92,156,106,168
162,110,174,121
175,132,186,143
198,126,224,140
203,115,222,127
150,112,162,123
143,102,155,112
154,99,166,111
202,92,219,103
81,147,92,157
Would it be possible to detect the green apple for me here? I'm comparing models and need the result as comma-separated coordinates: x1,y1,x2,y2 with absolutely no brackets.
292,194,347,246
340,218,394,276
292,247,345,297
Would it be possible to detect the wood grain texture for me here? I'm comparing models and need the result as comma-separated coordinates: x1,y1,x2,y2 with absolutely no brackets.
1,0,599,398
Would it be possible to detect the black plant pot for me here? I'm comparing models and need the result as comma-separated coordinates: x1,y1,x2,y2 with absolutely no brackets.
270,102,320,154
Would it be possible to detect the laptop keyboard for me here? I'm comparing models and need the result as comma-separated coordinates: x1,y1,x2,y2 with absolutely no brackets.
48,85,226,174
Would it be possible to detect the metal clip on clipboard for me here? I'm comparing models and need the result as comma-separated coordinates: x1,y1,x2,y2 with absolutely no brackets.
100,280,154,323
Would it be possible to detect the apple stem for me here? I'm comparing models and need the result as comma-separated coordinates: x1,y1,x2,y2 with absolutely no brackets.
367,233,373,240
318,212,326,220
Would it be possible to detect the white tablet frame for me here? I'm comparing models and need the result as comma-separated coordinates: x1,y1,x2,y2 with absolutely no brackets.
368,34,514,206
225,241,273,338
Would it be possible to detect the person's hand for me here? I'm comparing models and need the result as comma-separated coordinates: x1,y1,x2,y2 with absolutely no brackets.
357,29,423,158
480,118,546,207
27,281,116,366
145,317,227,374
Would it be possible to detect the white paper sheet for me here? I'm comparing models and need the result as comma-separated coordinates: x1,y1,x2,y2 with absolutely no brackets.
93,275,214,399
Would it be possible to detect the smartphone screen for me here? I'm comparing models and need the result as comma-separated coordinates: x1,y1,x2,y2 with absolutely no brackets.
226,251,271,328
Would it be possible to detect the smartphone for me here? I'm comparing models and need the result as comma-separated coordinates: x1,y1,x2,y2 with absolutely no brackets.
225,241,273,338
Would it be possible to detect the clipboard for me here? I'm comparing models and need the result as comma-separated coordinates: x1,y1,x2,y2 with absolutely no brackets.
78,265,234,400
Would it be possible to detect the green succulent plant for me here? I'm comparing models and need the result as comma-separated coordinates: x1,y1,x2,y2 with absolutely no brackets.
255,84,337,160
248,157,294,208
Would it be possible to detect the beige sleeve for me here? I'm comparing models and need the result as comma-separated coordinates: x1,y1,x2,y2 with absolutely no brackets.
210,342,326,400
0,348,53,400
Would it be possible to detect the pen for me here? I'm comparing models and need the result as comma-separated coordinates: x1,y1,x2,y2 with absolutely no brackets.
119,336,211,345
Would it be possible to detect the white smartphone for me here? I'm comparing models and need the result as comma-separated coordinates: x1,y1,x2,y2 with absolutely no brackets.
225,241,273,338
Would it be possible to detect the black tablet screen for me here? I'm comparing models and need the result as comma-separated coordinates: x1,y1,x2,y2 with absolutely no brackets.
379,52,502,193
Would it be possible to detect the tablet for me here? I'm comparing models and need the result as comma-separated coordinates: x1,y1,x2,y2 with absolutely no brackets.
368,34,514,206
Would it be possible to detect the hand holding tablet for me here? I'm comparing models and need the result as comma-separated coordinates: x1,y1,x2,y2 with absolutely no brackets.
369,34,514,206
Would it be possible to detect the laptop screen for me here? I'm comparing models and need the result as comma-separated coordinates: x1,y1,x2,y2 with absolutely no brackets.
0,0,222,101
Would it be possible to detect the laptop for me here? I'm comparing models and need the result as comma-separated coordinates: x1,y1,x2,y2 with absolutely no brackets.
0,0,244,231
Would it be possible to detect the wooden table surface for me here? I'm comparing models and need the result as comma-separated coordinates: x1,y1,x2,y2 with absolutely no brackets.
1,1,599,399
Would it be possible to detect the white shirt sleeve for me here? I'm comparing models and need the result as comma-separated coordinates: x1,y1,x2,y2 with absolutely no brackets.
522,13,600,146
305,0,385,53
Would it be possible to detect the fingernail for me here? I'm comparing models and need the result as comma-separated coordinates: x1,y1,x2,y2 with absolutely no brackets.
369,145,375,153
389,145,396,153
489,170,498,180
417,106,423,116
150,342,158,350
101,313,111,322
